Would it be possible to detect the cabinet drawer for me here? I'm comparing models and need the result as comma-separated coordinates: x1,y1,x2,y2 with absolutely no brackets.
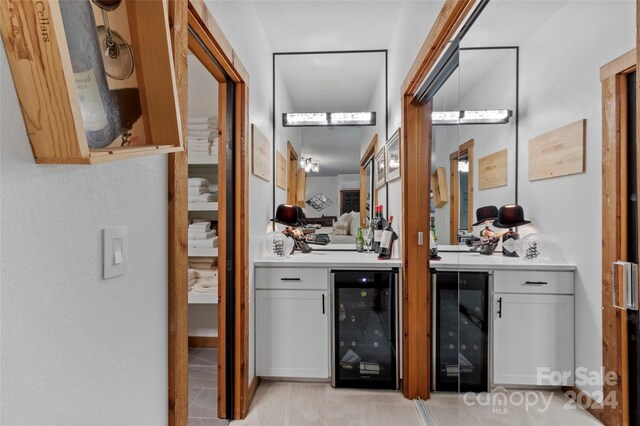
494,270,574,294
255,267,328,290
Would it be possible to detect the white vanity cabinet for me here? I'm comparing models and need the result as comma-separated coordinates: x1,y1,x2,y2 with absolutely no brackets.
255,267,330,379
492,270,575,387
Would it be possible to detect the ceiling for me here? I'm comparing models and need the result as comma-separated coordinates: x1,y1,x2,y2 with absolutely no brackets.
299,127,363,176
277,52,384,112
253,1,405,52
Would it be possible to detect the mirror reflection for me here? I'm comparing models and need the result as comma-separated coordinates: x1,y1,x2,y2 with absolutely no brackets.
274,52,387,250
431,47,518,248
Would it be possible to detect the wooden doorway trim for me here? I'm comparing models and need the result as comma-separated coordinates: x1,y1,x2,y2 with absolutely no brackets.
287,141,298,205
601,48,636,426
168,1,253,424
400,0,477,399
449,139,475,243
360,134,378,227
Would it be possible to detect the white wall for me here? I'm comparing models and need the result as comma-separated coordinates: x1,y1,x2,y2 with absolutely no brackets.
187,53,219,119
204,0,275,384
0,39,168,424
515,0,635,399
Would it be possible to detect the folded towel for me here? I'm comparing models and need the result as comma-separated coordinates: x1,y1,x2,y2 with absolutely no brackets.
188,123,214,131
189,238,217,248
188,178,210,188
189,194,215,202
188,117,216,125
193,268,217,278
190,284,217,294
189,147,212,154
188,222,213,229
189,130,214,138
188,230,217,240
188,186,209,196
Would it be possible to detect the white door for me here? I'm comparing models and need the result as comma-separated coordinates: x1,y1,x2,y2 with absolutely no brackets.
493,293,574,386
256,289,329,378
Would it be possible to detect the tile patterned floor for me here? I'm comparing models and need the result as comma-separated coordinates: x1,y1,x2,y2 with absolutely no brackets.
188,348,229,426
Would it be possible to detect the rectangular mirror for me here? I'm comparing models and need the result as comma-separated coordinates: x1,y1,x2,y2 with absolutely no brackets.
273,51,387,250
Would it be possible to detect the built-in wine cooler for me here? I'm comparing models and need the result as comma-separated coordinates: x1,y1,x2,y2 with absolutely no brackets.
331,270,398,389
433,271,489,393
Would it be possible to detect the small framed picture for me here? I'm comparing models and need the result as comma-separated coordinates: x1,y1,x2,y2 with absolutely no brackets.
385,128,401,182
375,148,386,189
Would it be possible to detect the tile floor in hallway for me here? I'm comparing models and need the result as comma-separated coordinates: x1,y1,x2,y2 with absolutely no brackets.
188,348,229,426
231,381,602,426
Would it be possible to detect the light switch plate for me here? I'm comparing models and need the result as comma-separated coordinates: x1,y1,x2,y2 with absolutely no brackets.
103,227,127,279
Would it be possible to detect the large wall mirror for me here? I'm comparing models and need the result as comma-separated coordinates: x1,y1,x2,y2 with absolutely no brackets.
273,51,387,250
430,39,518,248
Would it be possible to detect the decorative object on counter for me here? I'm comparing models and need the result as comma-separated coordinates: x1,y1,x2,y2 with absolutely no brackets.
251,124,271,181
363,228,374,253
306,194,334,211
528,119,586,181
378,216,397,260
493,204,531,257
266,231,294,257
466,235,500,255
431,167,448,208
429,217,439,259
271,204,333,253
375,149,386,188
473,205,499,239
271,204,304,227
478,149,508,190
385,129,401,182
515,233,545,260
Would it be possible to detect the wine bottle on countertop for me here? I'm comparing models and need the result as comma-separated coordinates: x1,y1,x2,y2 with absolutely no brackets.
378,216,397,260
373,206,388,253
59,0,121,148
371,206,381,252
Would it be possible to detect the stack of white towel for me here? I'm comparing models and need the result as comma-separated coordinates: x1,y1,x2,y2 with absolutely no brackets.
188,177,218,202
187,256,218,295
188,221,219,248
188,116,218,160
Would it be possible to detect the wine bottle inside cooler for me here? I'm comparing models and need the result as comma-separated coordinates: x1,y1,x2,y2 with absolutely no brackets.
378,216,397,259
59,0,121,148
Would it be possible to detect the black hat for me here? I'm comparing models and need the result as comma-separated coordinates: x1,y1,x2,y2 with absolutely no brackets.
472,205,499,226
271,204,304,227
493,204,531,228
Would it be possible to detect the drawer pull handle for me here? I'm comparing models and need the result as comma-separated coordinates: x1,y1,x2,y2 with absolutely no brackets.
497,297,502,318
280,278,301,281
322,294,325,314
523,281,548,285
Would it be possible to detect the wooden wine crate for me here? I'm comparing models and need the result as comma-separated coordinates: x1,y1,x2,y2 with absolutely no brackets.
0,0,183,164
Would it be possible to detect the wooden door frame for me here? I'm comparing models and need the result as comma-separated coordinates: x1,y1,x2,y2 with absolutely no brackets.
400,0,477,399
449,139,475,243
287,141,298,205
168,1,253,424
601,48,636,426
360,134,378,227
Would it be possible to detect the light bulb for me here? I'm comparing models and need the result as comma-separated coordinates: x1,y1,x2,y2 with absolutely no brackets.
300,159,306,168
312,163,319,172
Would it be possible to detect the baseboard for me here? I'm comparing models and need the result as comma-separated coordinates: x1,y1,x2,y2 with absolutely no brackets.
188,336,218,348
561,385,604,422
243,376,260,417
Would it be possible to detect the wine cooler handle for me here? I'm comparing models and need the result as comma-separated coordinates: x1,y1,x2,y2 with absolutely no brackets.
497,297,502,318
612,261,639,310
322,294,325,315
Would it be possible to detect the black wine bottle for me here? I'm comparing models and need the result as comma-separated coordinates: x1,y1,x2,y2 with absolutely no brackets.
373,206,388,253
378,216,397,260
59,0,121,148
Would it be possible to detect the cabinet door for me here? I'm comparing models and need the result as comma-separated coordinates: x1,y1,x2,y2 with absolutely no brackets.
256,289,329,378
493,293,574,386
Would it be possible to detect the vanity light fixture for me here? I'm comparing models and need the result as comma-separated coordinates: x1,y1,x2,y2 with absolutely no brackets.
431,109,512,125
283,112,376,127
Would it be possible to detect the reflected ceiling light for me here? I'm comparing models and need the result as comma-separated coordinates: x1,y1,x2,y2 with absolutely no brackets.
300,157,320,173
458,161,469,173
283,112,376,127
431,109,512,125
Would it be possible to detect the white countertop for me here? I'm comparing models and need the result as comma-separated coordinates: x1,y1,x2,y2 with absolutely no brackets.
255,251,402,268
431,251,576,271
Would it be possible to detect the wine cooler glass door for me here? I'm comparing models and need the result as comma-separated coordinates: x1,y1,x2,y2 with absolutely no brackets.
331,270,397,390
